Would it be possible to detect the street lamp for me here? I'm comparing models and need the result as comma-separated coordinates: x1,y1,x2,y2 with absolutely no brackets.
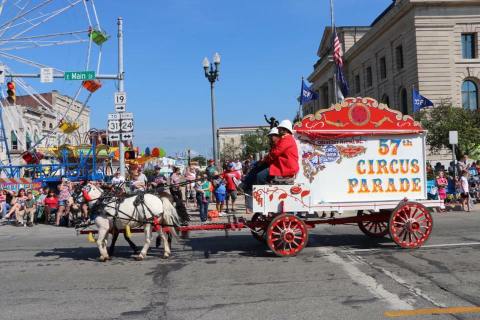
203,52,221,165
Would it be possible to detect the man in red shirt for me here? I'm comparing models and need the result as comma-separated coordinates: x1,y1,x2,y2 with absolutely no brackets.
223,163,241,213
257,119,299,184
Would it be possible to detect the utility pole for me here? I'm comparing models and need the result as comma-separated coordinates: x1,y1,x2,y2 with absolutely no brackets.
117,17,126,177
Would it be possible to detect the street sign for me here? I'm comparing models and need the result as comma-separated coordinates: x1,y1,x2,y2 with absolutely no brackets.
64,71,95,81
115,104,126,112
107,119,121,132
449,131,458,145
121,133,133,141
40,68,54,83
0,65,5,84
114,92,126,105
120,112,133,119
120,119,134,132
108,113,120,120
108,133,120,141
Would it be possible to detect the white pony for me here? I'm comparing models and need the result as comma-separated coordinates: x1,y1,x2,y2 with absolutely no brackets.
82,183,180,261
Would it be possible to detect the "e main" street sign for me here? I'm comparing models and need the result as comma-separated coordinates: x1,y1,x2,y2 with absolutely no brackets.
64,71,95,81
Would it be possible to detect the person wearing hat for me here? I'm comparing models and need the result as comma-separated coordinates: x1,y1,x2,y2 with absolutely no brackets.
239,127,280,193
150,165,167,193
258,119,299,184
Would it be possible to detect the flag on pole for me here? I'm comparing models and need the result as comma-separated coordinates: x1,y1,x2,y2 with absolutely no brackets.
300,79,318,105
333,28,349,99
412,89,434,112
333,29,343,68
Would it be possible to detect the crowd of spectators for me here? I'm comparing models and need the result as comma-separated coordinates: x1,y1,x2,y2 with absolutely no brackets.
0,177,89,227
428,155,479,211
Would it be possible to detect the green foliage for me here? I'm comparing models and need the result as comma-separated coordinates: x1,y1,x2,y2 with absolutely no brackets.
414,102,480,159
241,128,270,158
191,155,206,166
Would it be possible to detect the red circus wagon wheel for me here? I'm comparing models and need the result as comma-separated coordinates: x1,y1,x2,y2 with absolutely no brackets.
389,202,433,248
266,214,309,257
357,210,390,238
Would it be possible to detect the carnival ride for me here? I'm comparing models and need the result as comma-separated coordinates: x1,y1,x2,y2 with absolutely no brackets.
0,0,109,182
81,97,443,257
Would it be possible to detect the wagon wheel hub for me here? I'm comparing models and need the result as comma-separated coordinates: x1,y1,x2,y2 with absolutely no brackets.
282,230,295,243
406,220,421,232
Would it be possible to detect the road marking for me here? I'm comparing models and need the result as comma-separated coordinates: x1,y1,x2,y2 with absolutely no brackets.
385,306,480,317
349,254,446,309
318,248,412,310
346,241,480,253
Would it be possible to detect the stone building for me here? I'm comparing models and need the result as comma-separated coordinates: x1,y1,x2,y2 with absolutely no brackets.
218,125,270,160
304,0,480,115
0,90,90,164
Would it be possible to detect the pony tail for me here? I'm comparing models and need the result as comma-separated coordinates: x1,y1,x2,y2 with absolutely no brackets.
160,197,181,236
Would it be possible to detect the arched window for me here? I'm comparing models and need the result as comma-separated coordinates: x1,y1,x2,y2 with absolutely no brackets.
49,123,53,129
381,94,390,106
462,80,478,110
400,88,408,114
26,132,32,150
10,131,17,150
42,121,46,128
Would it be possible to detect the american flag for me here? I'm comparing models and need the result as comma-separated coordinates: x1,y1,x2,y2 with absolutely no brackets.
333,29,343,67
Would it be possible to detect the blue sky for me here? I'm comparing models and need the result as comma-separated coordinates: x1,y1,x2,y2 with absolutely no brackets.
4,0,393,157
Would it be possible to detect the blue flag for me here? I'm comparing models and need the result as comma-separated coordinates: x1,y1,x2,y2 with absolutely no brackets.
412,89,434,112
300,79,318,105
336,65,349,98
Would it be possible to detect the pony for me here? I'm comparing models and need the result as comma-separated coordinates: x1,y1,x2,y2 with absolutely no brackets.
81,182,180,261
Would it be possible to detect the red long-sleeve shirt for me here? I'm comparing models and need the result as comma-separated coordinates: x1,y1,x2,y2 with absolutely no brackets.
265,134,299,177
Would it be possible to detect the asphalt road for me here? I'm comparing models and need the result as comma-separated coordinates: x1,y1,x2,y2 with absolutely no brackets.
1,210,480,320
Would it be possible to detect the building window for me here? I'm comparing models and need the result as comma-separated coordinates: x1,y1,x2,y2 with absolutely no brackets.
322,86,329,106
461,33,476,59
400,88,408,114
11,131,17,150
42,121,46,128
462,80,478,110
395,45,404,70
26,132,32,150
49,123,53,129
354,74,361,94
366,67,373,87
379,57,387,80
381,94,390,106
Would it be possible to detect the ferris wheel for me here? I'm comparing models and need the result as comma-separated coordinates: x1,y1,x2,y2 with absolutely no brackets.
0,0,106,165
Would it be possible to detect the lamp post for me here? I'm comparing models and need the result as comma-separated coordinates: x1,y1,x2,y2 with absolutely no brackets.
203,52,221,166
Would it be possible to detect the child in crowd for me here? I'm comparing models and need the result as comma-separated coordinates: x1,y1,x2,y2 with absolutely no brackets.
212,172,226,215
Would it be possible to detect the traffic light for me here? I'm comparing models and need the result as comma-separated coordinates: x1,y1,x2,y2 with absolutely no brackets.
124,150,136,159
6,81,15,104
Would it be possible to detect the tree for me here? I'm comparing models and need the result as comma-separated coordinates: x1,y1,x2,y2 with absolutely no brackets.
241,128,270,158
220,141,240,163
414,102,480,159
191,155,207,166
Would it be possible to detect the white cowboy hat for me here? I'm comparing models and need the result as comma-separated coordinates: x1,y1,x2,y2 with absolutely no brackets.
267,127,279,136
278,119,293,134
